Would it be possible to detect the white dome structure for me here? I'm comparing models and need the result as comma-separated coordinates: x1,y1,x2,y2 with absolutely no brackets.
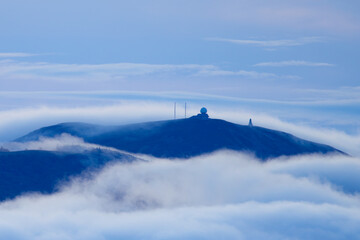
200,107,207,114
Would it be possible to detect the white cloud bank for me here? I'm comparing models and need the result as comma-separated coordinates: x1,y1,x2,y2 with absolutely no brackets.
1,152,360,239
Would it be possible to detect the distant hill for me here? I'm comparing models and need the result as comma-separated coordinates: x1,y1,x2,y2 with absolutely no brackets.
17,116,344,160
0,149,136,201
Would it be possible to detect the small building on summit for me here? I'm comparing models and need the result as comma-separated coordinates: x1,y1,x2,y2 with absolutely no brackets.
192,107,209,119
248,118,253,127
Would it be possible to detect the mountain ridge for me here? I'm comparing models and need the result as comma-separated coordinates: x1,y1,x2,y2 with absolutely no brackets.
16,117,344,160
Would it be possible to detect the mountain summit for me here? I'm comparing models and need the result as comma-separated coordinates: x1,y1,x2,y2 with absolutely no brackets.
17,108,343,160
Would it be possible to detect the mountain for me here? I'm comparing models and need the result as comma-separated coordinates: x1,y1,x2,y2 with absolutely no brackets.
17,115,343,160
2,113,344,201
0,149,137,201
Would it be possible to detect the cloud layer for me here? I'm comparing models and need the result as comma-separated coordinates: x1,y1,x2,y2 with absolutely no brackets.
0,59,296,94
1,151,360,239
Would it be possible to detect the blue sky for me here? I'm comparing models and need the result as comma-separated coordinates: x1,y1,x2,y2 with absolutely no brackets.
0,0,360,140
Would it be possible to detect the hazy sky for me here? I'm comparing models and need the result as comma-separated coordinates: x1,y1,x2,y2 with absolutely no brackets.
1,0,359,94
0,0,359,138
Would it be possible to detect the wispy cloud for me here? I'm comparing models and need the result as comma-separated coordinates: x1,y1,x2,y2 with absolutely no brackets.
206,37,323,47
0,53,38,58
0,60,216,75
0,60,292,93
4,133,131,156
194,69,299,80
254,60,335,67
0,60,289,79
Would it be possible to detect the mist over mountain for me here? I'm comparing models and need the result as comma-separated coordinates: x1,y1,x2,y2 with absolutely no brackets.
17,114,344,160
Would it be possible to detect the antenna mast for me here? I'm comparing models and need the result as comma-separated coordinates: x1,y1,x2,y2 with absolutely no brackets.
174,102,176,119
185,102,187,118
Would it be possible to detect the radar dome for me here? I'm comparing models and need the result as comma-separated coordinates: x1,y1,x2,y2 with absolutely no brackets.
200,107,207,114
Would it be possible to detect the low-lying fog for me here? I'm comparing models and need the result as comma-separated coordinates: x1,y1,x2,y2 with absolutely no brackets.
1,147,359,239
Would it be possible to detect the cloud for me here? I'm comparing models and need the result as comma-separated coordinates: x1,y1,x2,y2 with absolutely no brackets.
268,154,360,194
0,53,38,58
0,59,216,76
206,37,323,47
63,152,360,208
3,133,130,155
0,60,286,80
0,60,290,93
254,60,335,67
1,152,360,239
296,86,360,101
0,101,174,141
194,69,299,80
